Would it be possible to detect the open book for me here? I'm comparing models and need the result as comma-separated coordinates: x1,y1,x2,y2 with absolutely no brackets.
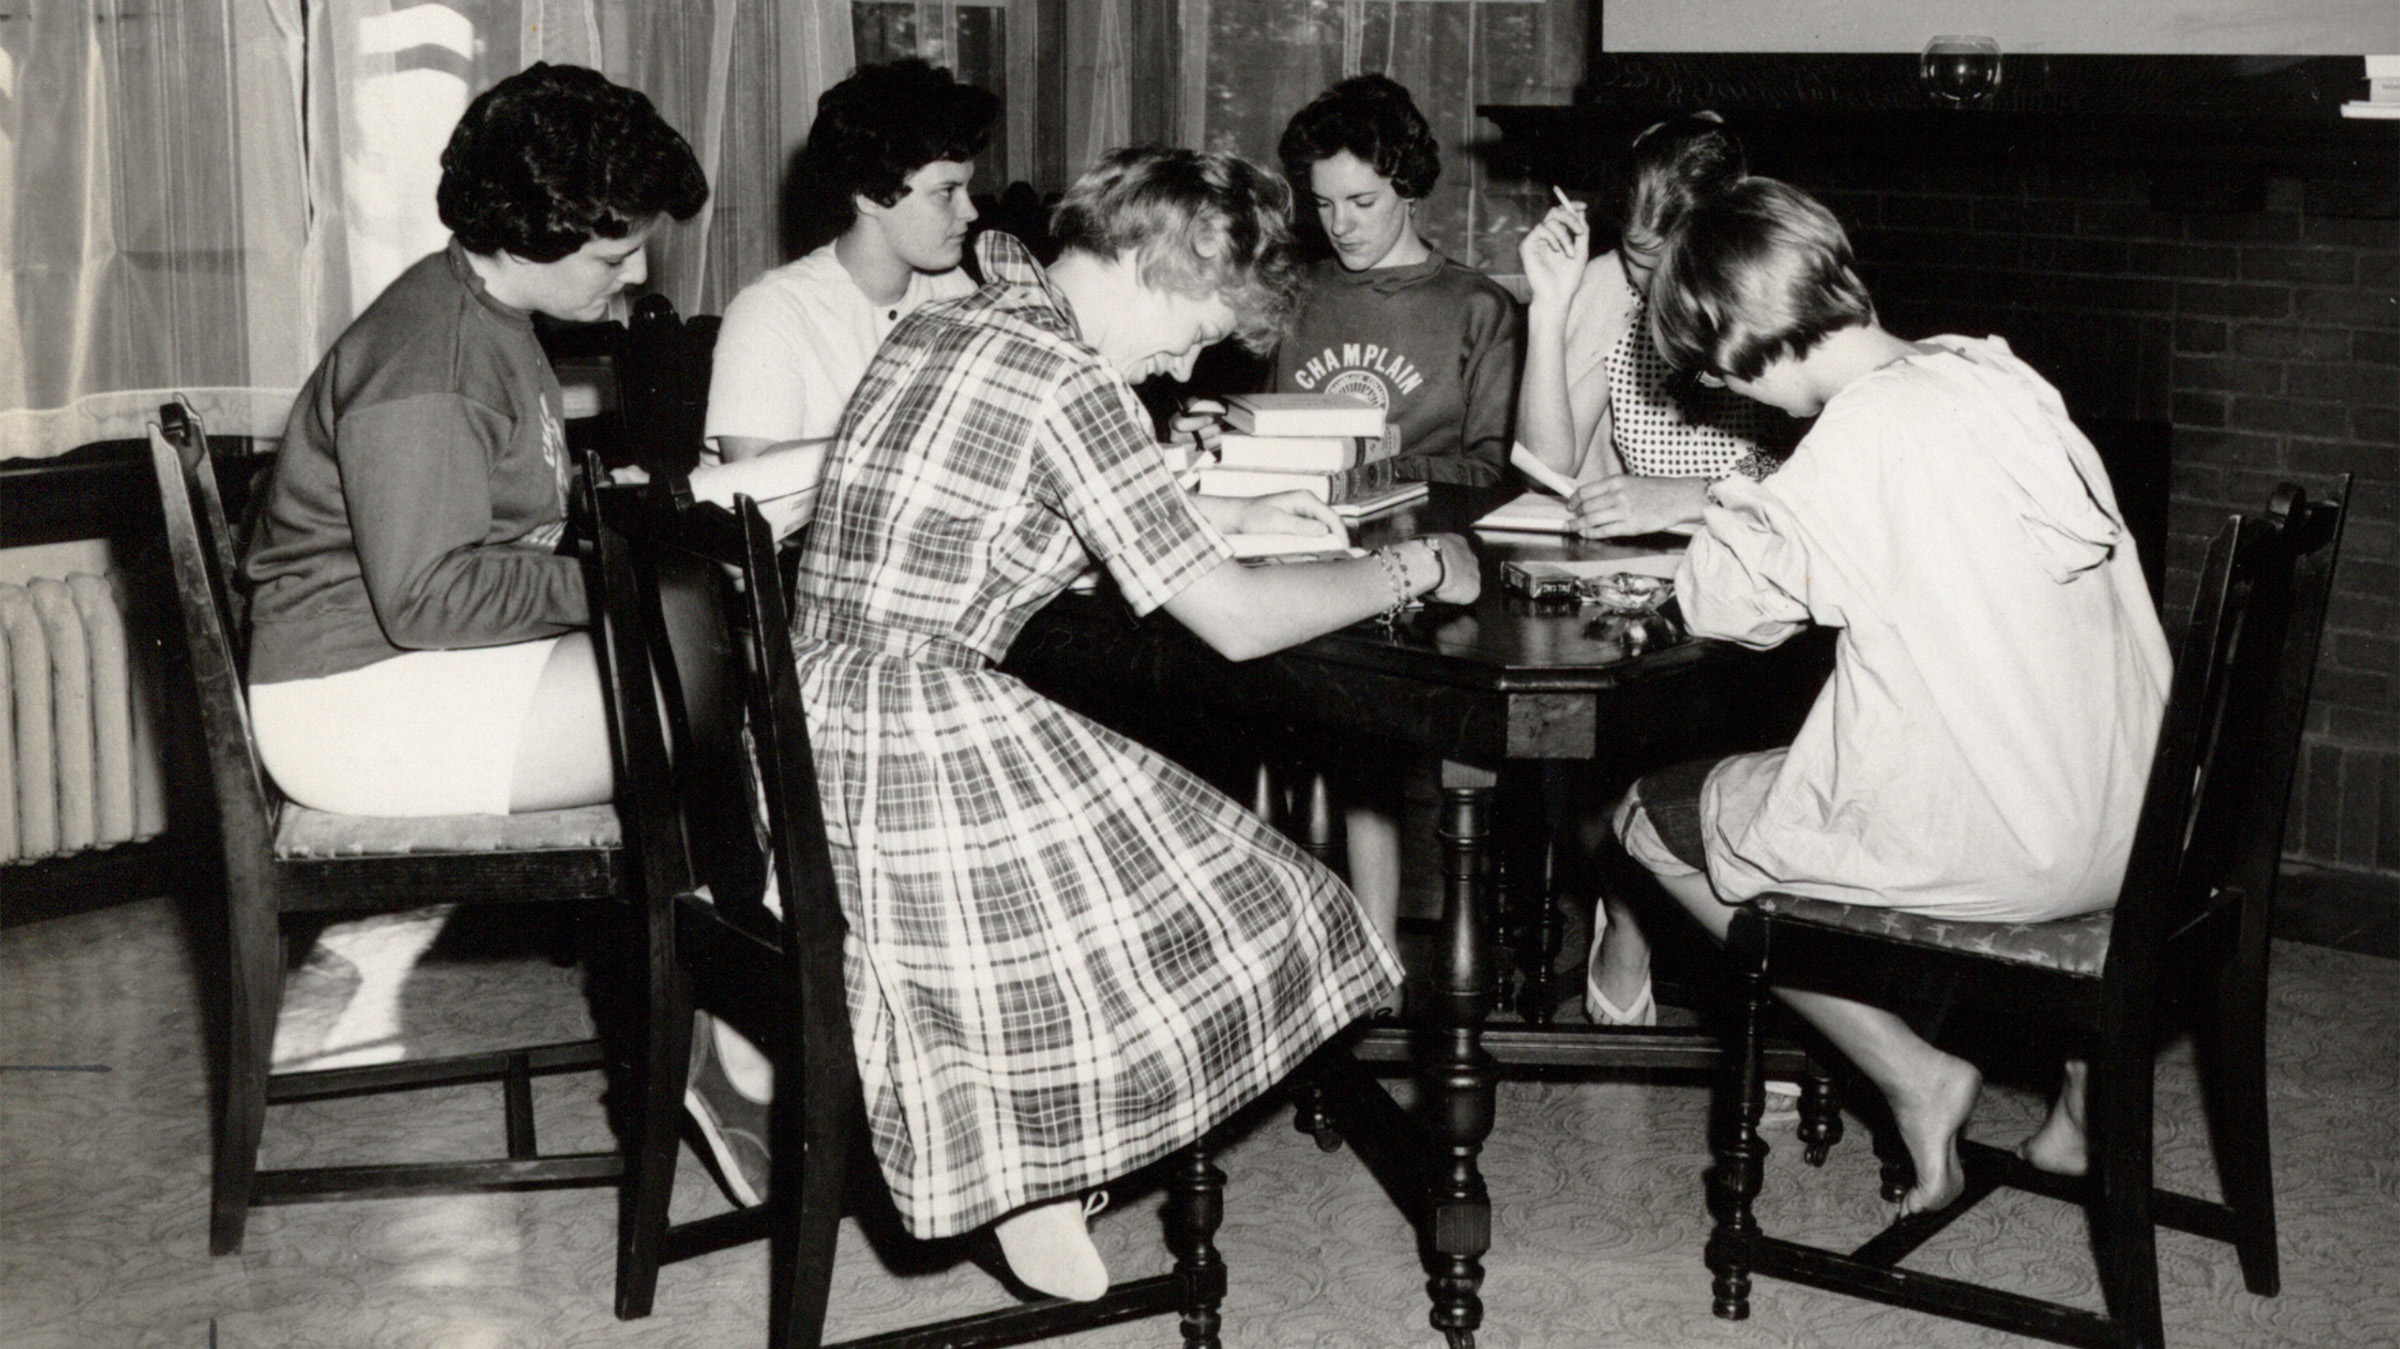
1472,492,1574,534
1475,441,1581,534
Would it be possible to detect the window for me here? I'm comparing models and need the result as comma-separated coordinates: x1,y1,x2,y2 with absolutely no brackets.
852,1,1026,187
1199,0,1578,271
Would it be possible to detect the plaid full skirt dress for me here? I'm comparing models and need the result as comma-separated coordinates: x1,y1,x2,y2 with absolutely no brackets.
790,234,1400,1239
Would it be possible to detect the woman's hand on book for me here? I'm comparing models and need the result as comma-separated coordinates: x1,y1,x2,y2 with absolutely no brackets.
1168,397,1226,460
1569,473,1710,539
1224,490,1344,539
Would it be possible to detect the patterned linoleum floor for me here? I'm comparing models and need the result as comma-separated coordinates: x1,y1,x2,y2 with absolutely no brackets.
4,894,2397,1349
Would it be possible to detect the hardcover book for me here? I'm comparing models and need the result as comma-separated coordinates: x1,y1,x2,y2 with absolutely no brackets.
1331,480,1429,520
1192,457,1402,505
1212,433,1376,472
1220,391,1385,439
1225,531,1360,560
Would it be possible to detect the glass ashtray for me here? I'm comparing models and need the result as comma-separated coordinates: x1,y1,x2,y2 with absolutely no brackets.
1584,572,1675,614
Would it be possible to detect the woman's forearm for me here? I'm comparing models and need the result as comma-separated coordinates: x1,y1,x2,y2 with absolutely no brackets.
1516,299,1582,479
1164,543,1438,661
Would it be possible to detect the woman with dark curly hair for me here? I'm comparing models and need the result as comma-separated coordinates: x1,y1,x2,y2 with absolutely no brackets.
704,60,998,505
1270,73,1521,488
1254,74,1523,951
244,62,707,819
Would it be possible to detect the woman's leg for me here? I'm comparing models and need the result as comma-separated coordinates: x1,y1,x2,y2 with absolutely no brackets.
1579,808,1655,1022
1338,745,1412,953
510,632,615,811
1588,893,1655,1022
1344,800,1403,953
1633,804,1981,1215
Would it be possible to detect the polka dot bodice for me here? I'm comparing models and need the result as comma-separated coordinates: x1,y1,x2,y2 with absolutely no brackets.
1605,289,1779,481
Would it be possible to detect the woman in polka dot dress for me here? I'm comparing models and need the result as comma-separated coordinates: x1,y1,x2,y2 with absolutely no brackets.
1516,113,1789,541
1514,114,1798,1034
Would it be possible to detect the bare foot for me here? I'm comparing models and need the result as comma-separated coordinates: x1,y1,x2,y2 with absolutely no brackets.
2020,1060,2089,1176
1890,1052,1982,1216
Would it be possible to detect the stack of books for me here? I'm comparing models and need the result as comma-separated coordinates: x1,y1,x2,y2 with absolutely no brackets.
1190,393,1423,515
2345,55,2400,118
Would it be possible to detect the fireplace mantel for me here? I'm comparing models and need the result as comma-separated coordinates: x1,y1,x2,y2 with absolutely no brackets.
1482,55,2397,197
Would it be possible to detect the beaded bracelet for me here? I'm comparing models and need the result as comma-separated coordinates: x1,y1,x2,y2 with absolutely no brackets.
1372,546,1413,625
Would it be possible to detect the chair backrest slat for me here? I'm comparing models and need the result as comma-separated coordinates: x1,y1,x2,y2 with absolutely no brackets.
724,496,850,948
2107,477,2348,980
146,409,280,861
2196,484,2346,919
587,470,848,955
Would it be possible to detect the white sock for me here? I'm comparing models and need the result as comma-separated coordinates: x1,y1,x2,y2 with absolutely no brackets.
994,1196,1108,1301
709,1016,774,1100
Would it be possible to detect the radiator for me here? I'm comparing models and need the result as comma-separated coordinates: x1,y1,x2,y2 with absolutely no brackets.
0,572,168,863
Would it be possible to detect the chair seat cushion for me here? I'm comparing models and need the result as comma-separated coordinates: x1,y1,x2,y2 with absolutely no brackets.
273,804,622,859
1752,893,2113,976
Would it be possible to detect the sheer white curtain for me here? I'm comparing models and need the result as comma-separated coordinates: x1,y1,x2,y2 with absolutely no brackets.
1067,0,1131,178
776,0,860,210
311,2,567,343
1,0,310,454
0,0,768,460
1186,0,1583,270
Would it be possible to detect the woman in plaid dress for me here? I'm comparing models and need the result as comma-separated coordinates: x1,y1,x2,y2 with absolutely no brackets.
788,147,1479,1299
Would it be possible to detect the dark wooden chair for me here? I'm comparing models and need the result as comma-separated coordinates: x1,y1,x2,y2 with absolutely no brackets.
612,293,721,480
540,294,720,479
1705,478,2349,1348
587,473,1229,1349
145,406,627,1256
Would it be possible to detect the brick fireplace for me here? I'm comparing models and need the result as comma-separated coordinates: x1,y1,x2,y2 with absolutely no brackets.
1824,160,2395,884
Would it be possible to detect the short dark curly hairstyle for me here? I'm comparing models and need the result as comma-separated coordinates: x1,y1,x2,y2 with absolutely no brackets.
437,63,708,263
800,59,999,232
1276,73,1441,201
1050,146,1304,354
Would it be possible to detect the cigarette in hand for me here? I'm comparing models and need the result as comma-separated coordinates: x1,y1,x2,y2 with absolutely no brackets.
1552,185,1584,212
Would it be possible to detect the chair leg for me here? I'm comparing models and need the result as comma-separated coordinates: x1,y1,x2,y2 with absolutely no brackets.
1502,763,1578,1026
1705,916,1770,1321
770,973,860,1349
1494,767,1547,1021
1872,1105,1914,1204
211,876,282,1256
1796,1070,1844,1166
2209,956,2281,1295
615,920,691,1321
1166,1140,1228,1349
2090,1033,2165,1349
